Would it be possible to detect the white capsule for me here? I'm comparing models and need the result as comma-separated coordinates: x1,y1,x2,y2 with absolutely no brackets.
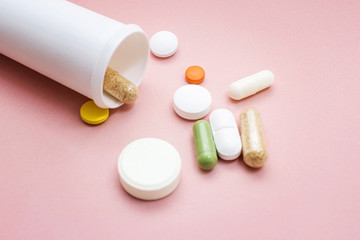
209,108,242,160
229,70,274,100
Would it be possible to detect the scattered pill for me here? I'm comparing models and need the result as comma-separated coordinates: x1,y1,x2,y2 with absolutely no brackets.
103,67,138,104
80,100,109,125
229,70,274,100
209,108,242,160
150,31,178,58
173,84,212,120
185,65,205,84
193,120,218,170
118,138,182,200
239,108,268,168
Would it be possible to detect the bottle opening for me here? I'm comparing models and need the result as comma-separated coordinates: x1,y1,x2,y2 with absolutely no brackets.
92,25,149,108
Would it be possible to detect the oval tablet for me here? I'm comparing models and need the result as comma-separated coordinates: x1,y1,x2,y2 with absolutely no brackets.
229,70,274,100
118,138,181,200
209,108,242,160
173,84,212,120
193,120,217,170
150,31,178,58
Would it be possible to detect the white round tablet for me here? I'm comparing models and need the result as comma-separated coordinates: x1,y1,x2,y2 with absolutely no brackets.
150,31,178,58
173,84,212,120
118,138,181,200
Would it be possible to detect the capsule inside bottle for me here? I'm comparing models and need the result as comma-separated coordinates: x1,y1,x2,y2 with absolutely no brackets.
239,107,268,168
103,67,139,104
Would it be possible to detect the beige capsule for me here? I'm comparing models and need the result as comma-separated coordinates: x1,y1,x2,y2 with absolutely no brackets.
103,67,139,104
239,107,268,168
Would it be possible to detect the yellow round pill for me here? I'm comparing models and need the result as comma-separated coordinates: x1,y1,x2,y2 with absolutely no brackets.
80,100,109,125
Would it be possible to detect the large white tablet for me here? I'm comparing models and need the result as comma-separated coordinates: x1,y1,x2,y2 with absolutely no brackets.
118,138,181,200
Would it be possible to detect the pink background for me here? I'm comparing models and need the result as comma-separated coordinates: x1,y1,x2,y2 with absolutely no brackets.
1,0,360,239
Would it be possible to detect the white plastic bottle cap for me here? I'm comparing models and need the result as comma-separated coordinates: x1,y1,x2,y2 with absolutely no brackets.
118,138,181,200
173,84,212,120
150,31,178,58
209,108,242,160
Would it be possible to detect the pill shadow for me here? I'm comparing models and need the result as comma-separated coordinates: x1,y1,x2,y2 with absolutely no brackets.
0,54,86,115
150,51,179,62
226,87,275,105
113,167,180,208
215,155,262,173
109,101,136,114
237,156,264,173
211,152,264,173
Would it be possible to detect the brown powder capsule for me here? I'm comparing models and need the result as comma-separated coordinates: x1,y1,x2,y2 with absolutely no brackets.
239,107,268,168
103,67,138,104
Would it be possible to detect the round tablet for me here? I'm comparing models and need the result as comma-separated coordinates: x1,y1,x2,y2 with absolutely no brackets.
173,84,212,120
80,100,109,125
150,31,178,58
185,65,205,84
118,138,181,200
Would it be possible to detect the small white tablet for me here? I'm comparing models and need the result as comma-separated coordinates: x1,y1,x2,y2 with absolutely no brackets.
118,138,181,200
150,31,178,58
173,84,212,120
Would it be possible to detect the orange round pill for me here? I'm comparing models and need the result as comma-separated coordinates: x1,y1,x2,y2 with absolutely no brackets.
185,66,205,84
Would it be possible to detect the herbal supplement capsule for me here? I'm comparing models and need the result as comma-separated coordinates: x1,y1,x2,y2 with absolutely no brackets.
103,67,138,104
193,120,218,170
229,70,274,100
239,108,268,168
118,138,181,200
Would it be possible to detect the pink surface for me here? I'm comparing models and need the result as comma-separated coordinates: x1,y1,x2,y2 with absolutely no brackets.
1,0,360,239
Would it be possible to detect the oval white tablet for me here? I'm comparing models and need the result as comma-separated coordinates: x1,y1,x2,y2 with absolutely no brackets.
209,108,242,160
118,138,181,200
150,31,178,58
173,84,212,120
229,70,274,100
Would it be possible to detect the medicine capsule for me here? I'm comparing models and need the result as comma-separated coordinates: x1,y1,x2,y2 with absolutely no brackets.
239,108,268,168
229,70,274,100
193,120,218,170
103,67,138,104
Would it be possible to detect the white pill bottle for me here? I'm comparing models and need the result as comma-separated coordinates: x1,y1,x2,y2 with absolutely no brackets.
0,0,149,108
